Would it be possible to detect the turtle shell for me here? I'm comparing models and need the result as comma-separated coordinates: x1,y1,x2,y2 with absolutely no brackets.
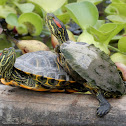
14,51,73,81
60,41,125,94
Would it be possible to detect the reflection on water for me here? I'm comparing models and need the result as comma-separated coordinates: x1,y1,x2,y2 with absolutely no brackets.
0,34,12,50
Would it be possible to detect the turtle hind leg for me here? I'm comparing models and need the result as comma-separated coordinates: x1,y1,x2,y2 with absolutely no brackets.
84,82,111,117
96,91,111,117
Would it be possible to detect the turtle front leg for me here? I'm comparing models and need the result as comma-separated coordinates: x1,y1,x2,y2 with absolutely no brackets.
96,91,111,117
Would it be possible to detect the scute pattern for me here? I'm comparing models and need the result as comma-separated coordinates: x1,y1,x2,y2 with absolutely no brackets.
60,41,125,94
14,51,73,81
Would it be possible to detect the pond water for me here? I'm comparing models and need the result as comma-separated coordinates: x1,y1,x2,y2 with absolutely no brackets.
0,34,12,50
0,32,52,58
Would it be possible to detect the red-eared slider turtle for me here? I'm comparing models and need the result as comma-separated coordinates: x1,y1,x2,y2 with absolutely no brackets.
46,13,126,117
0,47,86,92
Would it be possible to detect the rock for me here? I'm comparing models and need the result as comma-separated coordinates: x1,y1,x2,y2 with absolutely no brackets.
16,40,50,54
0,84,126,126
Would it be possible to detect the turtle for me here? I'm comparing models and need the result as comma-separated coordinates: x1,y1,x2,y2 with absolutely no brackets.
46,13,126,117
0,47,86,92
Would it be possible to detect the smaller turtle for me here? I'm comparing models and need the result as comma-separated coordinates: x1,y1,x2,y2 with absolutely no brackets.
0,47,86,92
46,13,126,117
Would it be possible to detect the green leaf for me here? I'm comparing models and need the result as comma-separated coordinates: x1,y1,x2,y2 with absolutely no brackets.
124,25,126,34
33,4,43,17
5,13,18,26
89,23,124,45
105,4,118,15
112,0,126,4
93,20,105,29
65,1,98,30
105,6,117,15
113,3,126,16
105,2,126,23
111,53,126,65
7,24,14,30
54,8,63,15
77,0,103,5
88,26,106,42
118,36,126,52
0,5,16,18
57,12,70,24
111,35,122,41
77,30,110,54
0,0,7,5
77,30,95,44
107,15,126,23
105,3,126,16
105,2,126,29
16,24,28,35
95,42,110,54
111,0,122,3
99,23,122,32
18,12,43,36
28,0,67,12
14,3,35,13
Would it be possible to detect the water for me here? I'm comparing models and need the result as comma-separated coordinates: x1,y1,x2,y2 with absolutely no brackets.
0,34,12,50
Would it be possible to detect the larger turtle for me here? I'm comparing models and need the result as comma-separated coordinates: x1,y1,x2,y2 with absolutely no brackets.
46,13,126,117
0,47,86,92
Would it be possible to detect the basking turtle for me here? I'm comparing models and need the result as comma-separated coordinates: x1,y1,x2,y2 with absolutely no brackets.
46,13,126,117
0,47,86,92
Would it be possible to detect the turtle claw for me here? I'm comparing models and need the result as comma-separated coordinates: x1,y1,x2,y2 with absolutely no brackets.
97,103,111,117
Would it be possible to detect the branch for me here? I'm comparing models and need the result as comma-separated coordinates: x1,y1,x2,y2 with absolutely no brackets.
0,84,126,125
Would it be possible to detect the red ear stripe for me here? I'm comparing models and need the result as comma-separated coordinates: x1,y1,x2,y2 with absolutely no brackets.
53,18,62,28
0,53,2,56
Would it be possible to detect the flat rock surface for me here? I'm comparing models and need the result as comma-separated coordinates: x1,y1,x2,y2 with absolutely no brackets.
0,84,126,126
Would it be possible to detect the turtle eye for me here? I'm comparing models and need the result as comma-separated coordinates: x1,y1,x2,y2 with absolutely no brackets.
49,16,53,20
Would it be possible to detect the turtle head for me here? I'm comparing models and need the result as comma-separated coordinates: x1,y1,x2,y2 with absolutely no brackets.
0,47,16,79
46,13,69,44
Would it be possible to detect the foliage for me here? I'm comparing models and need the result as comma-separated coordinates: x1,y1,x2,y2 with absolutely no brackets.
104,0,126,64
0,5,16,18
77,0,103,5
66,1,110,54
14,2,35,13
111,53,126,65
6,12,43,36
28,0,67,13
0,0,126,65
65,1,99,30
105,0,126,33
